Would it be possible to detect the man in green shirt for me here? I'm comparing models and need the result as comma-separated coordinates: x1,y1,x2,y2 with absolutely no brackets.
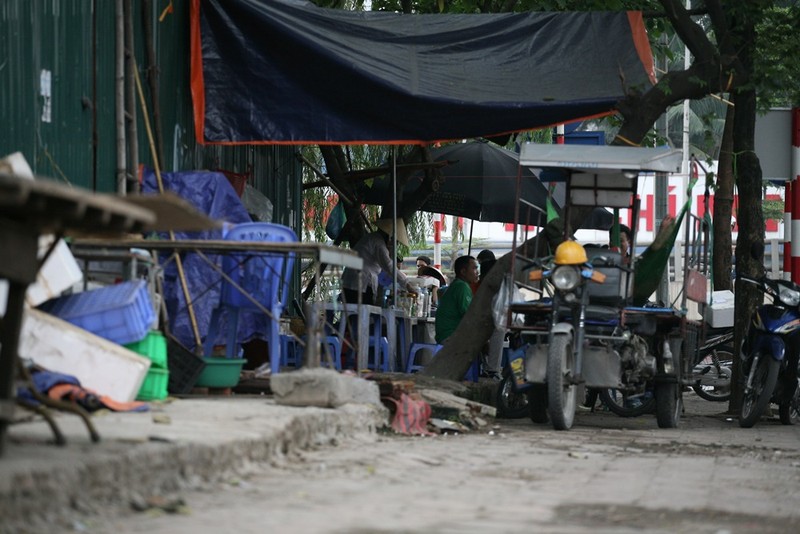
435,255,479,344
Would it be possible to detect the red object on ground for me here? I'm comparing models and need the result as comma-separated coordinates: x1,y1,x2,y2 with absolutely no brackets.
384,393,433,435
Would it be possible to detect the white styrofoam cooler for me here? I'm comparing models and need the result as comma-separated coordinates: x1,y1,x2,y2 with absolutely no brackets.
706,290,735,328
20,308,151,403
0,235,83,315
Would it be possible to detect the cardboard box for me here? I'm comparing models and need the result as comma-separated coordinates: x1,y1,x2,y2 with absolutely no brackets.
20,308,151,402
706,290,734,328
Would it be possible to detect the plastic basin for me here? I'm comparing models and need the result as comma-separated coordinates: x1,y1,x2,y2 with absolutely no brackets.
194,357,246,388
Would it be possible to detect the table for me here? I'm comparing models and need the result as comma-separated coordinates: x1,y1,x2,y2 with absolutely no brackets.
71,238,363,369
0,172,157,456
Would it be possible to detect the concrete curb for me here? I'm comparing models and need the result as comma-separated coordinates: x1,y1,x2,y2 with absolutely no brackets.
1,398,386,533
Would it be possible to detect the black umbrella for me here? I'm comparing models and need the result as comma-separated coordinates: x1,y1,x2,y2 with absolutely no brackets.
359,140,612,229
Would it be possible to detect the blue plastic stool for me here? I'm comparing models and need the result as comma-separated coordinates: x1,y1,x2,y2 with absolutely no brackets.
406,342,480,382
279,334,299,367
406,343,443,373
367,337,390,372
465,357,480,382
299,335,343,370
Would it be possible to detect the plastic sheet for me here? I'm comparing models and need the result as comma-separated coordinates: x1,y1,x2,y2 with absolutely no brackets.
142,169,260,352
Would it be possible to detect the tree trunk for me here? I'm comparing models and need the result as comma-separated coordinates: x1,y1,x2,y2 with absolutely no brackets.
713,104,735,291
727,18,764,415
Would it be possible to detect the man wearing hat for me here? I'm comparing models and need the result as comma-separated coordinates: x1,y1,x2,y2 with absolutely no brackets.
341,218,411,306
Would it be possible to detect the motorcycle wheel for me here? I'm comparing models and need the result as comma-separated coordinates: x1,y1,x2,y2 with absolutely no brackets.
599,388,655,417
778,385,800,425
495,374,530,419
528,385,549,424
739,354,781,428
691,346,733,402
655,381,682,428
546,333,577,430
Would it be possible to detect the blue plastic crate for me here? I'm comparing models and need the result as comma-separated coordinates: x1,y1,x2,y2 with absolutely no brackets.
39,280,155,345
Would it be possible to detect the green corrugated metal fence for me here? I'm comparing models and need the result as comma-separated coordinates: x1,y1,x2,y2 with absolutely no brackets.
0,0,300,230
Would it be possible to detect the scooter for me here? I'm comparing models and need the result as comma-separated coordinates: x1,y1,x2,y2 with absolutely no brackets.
738,266,800,427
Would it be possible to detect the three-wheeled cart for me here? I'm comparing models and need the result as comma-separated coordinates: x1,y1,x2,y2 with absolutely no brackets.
503,144,708,430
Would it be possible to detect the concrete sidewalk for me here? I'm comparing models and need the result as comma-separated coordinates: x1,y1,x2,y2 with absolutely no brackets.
0,395,387,533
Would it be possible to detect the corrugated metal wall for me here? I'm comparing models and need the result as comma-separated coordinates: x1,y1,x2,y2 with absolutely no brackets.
0,1,301,230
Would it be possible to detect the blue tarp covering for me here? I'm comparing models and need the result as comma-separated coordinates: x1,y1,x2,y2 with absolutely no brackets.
192,0,655,144
142,169,263,352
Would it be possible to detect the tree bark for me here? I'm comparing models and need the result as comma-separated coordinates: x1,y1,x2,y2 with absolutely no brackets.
727,10,764,414
713,104,735,291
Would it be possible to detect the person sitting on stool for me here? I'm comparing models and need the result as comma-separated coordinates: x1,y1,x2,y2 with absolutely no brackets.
435,255,479,344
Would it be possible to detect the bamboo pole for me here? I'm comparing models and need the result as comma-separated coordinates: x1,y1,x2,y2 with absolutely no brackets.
133,64,203,352
114,0,126,194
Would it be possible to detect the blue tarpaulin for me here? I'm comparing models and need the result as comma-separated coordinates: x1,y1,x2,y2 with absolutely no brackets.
191,0,655,145
142,169,264,353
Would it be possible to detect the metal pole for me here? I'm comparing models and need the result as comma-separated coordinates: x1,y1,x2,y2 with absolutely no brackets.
392,146,398,304
115,0,127,194
655,33,670,304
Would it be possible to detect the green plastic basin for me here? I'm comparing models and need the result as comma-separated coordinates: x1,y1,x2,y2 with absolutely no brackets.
194,357,246,388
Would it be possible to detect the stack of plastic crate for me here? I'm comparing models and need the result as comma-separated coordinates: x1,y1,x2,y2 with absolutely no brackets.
39,279,167,400
125,331,169,401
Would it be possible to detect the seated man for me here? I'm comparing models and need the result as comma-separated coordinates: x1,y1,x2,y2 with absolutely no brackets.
435,255,479,344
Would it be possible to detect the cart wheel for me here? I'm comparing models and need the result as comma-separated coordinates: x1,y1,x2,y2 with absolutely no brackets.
546,333,576,430
496,373,530,419
528,385,549,424
655,380,682,428
599,388,655,417
779,385,800,425
691,346,733,402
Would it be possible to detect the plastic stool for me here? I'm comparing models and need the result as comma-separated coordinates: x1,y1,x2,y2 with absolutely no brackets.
465,357,480,382
279,334,299,367
406,343,443,373
298,335,343,370
406,342,480,382
368,336,390,372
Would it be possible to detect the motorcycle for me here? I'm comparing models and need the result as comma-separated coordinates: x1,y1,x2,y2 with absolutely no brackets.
738,274,800,428
512,241,681,430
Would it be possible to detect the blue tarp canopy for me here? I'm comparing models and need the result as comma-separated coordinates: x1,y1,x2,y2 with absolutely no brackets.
192,0,655,145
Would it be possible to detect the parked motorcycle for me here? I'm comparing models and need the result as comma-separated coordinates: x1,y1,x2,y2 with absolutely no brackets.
738,273,800,428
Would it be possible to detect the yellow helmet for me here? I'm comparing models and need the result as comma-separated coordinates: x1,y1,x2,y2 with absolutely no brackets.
554,240,588,265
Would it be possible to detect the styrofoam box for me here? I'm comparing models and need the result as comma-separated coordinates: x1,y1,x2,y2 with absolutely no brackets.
20,308,151,403
0,235,83,316
706,290,734,328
